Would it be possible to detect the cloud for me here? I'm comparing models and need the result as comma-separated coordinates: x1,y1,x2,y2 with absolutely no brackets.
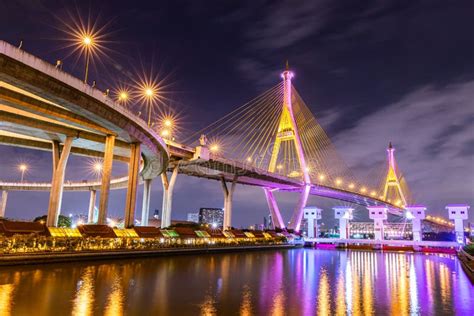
332,80,474,219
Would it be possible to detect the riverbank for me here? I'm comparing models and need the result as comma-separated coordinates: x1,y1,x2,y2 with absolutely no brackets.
0,243,295,266
458,247,474,284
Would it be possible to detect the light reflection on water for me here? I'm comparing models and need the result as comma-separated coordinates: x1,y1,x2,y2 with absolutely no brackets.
0,249,472,315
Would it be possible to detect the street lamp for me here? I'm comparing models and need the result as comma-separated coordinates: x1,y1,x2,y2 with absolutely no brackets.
118,90,129,103
143,86,156,126
18,164,27,182
81,34,94,84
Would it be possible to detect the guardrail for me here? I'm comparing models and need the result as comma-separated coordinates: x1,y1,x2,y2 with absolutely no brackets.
305,238,459,248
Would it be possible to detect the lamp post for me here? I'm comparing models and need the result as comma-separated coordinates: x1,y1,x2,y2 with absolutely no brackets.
81,35,93,84
19,164,27,182
144,87,155,126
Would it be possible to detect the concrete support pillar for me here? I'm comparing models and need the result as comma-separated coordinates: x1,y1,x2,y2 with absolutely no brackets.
141,179,152,226
405,205,426,242
87,190,97,224
447,204,470,244
124,143,141,228
0,190,8,218
367,206,388,241
98,135,115,225
303,207,322,238
288,184,311,231
161,165,179,228
263,188,285,229
333,207,354,239
221,175,238,230
46,137,73,227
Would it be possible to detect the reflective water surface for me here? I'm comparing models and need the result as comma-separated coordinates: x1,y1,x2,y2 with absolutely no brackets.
0,249,472,315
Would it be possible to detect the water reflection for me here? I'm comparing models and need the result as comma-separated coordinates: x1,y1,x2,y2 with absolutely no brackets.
72,267,95,316
0,249,472,315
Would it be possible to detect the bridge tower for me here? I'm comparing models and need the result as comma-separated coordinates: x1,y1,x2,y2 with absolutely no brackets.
447,204,470,244
333,206,354,239
367,206,388,241
266,62,311,231
382,142,407,207
405,205,426,242
303,207,322,238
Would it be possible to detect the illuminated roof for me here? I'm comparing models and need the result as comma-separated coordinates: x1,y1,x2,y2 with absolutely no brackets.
161,230,179,238
48,227,82,238
113,228,139,238
195,230,211,238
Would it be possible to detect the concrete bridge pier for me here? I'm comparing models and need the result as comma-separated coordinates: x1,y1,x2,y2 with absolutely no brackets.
303,207,322,238
221,175,238,230
46,137,73,227
333,207,354,239
97,135,115,225
87,190,97,223
0,190,7,217
141,179,152,226
368,206,388,241
160,165,179,228
405,205,426,242
447,204,470,244
263,188,285,229
124,143,141,228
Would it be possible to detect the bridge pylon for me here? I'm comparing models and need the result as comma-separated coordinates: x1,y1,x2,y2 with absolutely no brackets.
265,64,311,231
382,142,408,207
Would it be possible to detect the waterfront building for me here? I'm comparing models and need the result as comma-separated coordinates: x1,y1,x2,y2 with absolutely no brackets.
199,208,224,228
187,213,199,223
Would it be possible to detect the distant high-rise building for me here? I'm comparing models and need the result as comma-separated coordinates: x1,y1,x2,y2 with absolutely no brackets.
187,213,199,223
199,208,224,228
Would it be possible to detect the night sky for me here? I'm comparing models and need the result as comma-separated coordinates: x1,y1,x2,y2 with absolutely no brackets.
1,0,473,226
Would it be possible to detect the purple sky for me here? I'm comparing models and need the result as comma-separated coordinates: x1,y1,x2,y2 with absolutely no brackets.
0,0,473,226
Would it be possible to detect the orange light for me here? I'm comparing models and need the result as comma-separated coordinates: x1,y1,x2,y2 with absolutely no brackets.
82,35,92,46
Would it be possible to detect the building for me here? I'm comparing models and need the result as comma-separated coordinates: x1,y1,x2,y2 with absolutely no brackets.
187,213,199,223
199,208,224,228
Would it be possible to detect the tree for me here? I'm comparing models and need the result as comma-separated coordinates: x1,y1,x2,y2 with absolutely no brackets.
33,215,72,228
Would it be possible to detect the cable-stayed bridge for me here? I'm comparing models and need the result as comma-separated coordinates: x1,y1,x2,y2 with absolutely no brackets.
0,40,414,232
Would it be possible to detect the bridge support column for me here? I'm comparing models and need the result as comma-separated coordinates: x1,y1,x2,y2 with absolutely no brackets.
405,205,426,242
161,165,179,228
263,188,285,229
0,190,8,218
87,190,97,223
98,135,115,225
221,175,238,230
367,206,387,241
141,179,152,226
288,184,311,231
447,204,470,244
333,207,354,239
303,207,321,238
47,137,73,227
124,143,141,228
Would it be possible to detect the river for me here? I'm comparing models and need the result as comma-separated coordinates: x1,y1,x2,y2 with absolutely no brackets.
0,249,472,315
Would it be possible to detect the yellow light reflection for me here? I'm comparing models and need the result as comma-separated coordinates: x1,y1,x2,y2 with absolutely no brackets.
0,284,14,316
104,278,124,316
72,267,95,316
335,272,346,316
200,294,217,316
239,285,253,316
317,269,330,315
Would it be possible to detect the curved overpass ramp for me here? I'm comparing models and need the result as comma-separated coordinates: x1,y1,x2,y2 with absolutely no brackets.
0,40,169,227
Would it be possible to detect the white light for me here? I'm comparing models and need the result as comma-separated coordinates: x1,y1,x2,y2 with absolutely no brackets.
212,223,218,228
406,211,414,220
